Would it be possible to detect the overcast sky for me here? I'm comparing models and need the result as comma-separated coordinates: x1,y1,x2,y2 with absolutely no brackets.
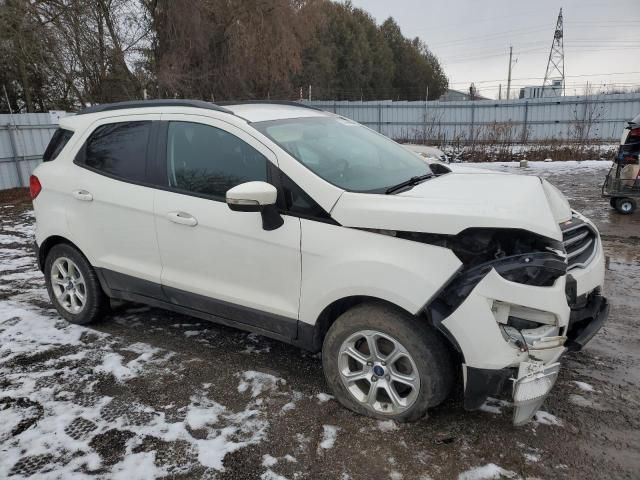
348,0,640,99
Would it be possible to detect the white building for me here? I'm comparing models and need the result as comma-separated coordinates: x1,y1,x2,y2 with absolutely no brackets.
519,80,563,99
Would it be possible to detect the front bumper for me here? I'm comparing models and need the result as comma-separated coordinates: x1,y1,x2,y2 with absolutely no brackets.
460,291,608,424
430,212,607,424
566,293,609,352
464,360,561,425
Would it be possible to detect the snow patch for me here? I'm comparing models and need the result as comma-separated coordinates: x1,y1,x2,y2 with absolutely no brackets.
237,371,284,397
573,381,595,392
0,234,23,245
524,453,540,463
261,469,289,480
185,395,225,429
458,463,519,480
377,420,399,432
262,454,278,467
533,410,563,426
318,425,340,451
316,392,334,403
95,346,165,382
111,451,167,480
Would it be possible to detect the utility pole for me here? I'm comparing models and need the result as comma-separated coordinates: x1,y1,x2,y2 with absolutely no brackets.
308,85,312,102
498,84,502,100
506,46,513,100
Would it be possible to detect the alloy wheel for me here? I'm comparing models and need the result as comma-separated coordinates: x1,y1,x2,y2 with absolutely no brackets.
338,329,420,414
50,257,87,314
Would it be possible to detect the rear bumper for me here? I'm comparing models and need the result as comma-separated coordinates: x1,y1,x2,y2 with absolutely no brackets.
566,293,609,352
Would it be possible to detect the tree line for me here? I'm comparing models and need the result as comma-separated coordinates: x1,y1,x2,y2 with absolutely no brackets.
0,0,448,112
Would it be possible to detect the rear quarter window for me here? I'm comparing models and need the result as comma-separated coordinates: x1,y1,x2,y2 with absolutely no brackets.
77,121,151,183
43,128,74,162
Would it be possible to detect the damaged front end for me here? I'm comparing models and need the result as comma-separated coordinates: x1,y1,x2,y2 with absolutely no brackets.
422,227,572,425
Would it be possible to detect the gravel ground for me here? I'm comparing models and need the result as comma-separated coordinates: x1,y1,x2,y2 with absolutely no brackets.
0,161,638,479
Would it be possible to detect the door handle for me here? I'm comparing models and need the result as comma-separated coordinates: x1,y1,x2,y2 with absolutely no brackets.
72,190,93,201
167,211,198,227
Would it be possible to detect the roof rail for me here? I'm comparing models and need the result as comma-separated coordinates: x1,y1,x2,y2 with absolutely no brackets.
216,100,324,112
76,99,233,116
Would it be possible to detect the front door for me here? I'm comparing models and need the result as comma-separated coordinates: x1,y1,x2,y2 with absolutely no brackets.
153,115,301,337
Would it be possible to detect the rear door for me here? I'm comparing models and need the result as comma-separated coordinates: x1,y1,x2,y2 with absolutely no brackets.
66,114,163,296
152,114,302,337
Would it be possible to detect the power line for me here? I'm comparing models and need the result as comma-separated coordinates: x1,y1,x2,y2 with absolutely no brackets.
448,71,640,85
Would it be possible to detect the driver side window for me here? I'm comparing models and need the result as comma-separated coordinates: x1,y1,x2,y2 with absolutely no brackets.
167,121,268,199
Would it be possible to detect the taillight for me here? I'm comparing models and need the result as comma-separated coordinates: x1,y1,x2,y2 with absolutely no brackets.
628,127,640,142
29,175,42,199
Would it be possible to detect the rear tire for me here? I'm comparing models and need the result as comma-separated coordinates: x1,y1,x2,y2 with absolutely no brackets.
44,244,108,325
615,197,636,215
322,302,454,422
609,197,617,208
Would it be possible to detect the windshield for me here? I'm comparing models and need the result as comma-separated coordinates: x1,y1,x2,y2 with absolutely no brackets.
253,116,432,192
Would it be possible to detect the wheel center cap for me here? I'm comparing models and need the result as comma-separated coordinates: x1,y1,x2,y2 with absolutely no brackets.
373,365,385,377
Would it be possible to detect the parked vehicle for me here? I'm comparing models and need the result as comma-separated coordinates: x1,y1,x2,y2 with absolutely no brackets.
602,113,640,214
403,144,449,163
31,100,608,425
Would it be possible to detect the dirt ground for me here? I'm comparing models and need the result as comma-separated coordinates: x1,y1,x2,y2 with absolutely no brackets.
1,161,639,480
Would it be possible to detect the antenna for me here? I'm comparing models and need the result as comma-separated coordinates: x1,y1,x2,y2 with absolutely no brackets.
542,8,565,97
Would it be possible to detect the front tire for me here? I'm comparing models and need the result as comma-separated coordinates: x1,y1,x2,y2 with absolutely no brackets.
322,302,454,422
44,244,108,325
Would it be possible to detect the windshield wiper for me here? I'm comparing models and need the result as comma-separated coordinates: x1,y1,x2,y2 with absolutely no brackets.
385,174,433,194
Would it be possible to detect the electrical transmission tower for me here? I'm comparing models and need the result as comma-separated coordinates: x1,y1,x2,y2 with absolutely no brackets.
543,8,565,96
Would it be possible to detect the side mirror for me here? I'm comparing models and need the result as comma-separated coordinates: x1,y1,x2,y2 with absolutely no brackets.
226,181,283,231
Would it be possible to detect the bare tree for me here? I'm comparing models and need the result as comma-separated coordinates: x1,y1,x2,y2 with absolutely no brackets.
570,83,604,147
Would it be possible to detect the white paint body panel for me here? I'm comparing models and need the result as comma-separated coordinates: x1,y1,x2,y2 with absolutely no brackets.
154,190,302,319
226,181,277,206
39,113,163,283
443,269,569,370
154,113,301,319
331,172,563,241
298,221,462,324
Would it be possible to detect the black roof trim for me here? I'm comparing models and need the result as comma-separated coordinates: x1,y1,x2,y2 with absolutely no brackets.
76,99,233,116
216,100,324,112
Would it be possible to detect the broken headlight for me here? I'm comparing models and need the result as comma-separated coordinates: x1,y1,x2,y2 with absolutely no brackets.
491,252,567,287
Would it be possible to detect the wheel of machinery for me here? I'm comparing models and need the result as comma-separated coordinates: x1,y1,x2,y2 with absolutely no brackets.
615,197,636,215
322,302,454,422
44,243,108,324
609,197,617,208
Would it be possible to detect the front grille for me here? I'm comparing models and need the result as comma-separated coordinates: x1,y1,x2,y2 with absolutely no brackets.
561,217,597,269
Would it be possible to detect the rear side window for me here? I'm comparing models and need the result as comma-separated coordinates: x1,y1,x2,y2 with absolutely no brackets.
43,128,73,162
167,121,268,199
80,121,151,182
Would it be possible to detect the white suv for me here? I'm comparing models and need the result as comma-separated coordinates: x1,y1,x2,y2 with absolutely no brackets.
31,100,608,425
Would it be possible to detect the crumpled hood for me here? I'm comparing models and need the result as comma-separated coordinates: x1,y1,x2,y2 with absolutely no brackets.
331,172,570,241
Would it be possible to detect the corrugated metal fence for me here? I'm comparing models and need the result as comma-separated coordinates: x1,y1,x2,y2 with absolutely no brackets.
1,93,640,190
306,92,640,144
0,113,62,190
